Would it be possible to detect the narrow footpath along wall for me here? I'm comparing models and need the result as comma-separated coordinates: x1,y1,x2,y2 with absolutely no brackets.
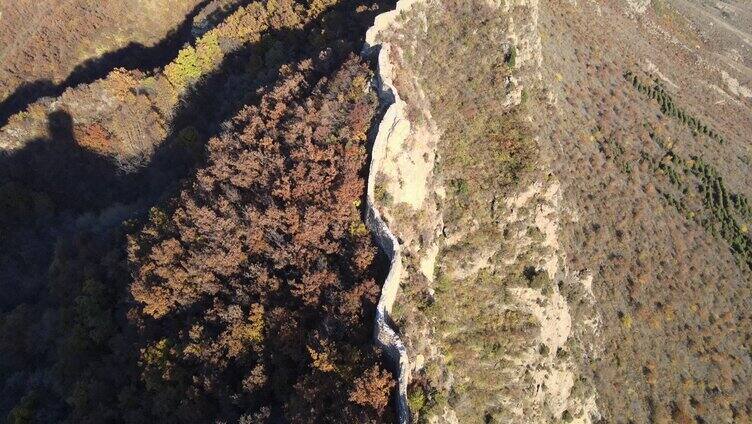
361,1,426,422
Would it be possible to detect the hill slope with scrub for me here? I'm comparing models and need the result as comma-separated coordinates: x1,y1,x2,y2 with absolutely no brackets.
370,0,752,422
0,0,211,126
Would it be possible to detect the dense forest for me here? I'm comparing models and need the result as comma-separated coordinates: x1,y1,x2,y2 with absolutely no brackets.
0,0,397,422
127,57,394,422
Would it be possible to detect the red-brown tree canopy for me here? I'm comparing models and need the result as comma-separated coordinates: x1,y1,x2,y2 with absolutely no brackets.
128,56,394,422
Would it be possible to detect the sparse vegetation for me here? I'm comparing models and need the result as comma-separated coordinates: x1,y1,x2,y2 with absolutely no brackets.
380,1,543,421
387,0,535,241
550,48,752,422
652,141,752,268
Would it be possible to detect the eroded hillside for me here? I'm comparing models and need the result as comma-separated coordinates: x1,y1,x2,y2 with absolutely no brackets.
368,0,752,422
0,0,212,126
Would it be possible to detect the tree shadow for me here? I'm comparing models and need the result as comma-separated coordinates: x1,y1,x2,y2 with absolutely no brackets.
0,0,214,127
0,0,397,420
0,111,144,309
0,0,393,308
164,0,390,148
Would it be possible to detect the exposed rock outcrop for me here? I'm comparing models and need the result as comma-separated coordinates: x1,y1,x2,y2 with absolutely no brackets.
361,1,430,422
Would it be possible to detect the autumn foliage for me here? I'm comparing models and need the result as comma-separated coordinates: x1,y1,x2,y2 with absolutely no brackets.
0,0,398,421
128,56,394,422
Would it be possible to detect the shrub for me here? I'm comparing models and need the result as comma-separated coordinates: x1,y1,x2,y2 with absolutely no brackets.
505,45,517,68
164,46,203,88
539,343,550,356
375,182,394,205
74,123,114,154
407,385,427,415
195,33,223,72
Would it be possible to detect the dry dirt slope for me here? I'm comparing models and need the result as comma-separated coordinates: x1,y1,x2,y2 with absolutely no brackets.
538,0,752,421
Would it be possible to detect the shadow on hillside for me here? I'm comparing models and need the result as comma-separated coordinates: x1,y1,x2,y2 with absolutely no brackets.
164,1,385,146
0,0,391,310
0,0,397,419
0,0,214,127
0,111,144,310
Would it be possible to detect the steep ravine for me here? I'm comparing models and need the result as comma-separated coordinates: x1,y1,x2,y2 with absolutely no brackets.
362,1,428,422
